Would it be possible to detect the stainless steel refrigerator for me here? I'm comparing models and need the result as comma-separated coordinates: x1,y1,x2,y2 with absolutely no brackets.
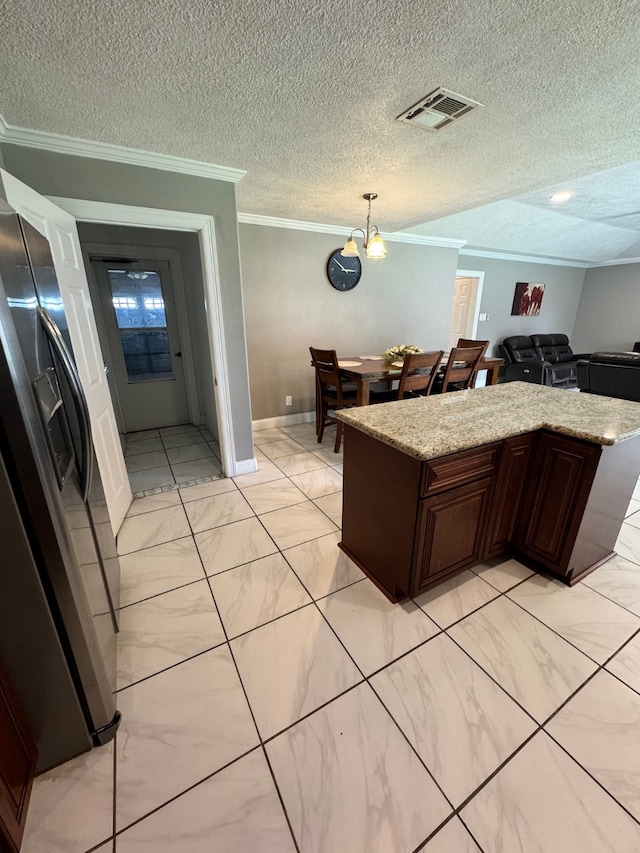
0,198,121,772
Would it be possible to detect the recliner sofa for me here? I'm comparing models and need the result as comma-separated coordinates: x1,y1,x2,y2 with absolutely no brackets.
577,352,640,402
499,333,590,388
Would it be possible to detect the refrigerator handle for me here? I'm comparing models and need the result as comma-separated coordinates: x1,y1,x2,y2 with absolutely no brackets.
38,307,94,502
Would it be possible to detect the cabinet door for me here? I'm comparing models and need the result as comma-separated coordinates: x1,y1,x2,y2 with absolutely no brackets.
0,660,37,853
485,433,535,559
413,476,495,595
515,432,601,573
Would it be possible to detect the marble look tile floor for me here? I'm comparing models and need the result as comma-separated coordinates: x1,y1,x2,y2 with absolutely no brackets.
123,424,223,496
21,421,640,852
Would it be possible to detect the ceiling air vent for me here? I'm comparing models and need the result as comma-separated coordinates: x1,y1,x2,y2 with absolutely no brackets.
397,87,483,132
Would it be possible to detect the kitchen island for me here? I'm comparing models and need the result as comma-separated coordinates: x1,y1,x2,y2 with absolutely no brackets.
335,382,640,601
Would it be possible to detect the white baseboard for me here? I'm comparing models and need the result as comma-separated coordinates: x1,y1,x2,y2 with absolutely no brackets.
233,457,258,475
253,411,315,431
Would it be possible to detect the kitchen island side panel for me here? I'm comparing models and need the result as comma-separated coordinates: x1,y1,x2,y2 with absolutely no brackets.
567,434,640,582
340,425,421,601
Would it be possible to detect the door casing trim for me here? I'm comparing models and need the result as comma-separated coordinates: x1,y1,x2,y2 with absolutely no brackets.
49,198,237,476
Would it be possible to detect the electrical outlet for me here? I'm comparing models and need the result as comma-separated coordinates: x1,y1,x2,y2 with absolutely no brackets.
285,395,292,406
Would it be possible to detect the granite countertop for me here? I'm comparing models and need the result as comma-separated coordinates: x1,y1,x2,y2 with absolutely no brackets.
334,382,640,461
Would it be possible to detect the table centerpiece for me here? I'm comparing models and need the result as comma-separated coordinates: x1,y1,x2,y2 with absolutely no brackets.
381,344,424,364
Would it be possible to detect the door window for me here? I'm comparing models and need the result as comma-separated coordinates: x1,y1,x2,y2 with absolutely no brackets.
107,270,174,383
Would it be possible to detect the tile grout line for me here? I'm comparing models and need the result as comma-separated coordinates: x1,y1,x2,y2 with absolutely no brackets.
125,424,223,495
278,553,460,822
199,567,302,853
582,571,640,619
439,611,640,832
112,745,263,840
179,475,302,850
503,581,640,665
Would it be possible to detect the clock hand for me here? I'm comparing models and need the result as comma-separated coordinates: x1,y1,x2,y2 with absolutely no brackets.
334,258,349,272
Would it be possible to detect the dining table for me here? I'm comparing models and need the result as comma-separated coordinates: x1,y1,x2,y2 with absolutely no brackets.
336,353,505,407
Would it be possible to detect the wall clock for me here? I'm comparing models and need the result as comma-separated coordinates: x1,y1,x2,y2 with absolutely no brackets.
326,249,362,291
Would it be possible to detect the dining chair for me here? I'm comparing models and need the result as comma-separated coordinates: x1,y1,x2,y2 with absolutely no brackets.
371,351,444,402
309,347,358,452
456,337,490,386
435,345,485,393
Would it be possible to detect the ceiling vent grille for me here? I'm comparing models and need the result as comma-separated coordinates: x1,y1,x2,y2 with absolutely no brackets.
397,88,483,132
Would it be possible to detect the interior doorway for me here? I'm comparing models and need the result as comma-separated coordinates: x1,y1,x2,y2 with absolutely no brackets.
450,268,486,386
90,257,191,432
449,271,484,350
78,224,225,493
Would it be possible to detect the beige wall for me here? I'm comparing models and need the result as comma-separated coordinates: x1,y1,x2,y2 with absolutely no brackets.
571,262,640,354
240,224,460,420
459,255,587,357
241,228,590,421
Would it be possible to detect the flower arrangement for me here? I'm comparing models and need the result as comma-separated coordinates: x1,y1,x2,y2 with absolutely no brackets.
381,344,424,363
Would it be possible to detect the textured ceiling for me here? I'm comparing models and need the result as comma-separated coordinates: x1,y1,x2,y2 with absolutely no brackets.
1,0,639,262
407,162,640,264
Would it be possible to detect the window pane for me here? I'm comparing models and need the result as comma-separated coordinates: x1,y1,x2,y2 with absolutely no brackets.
106,269,174,382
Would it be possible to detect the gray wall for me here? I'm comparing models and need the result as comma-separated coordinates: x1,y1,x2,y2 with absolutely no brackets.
1,144,250,459
240,224,460,420
76,223,219,437
460,255,587,357
571,262,640,354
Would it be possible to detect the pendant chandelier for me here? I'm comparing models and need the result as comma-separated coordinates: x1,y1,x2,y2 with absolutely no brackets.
341,193,387,259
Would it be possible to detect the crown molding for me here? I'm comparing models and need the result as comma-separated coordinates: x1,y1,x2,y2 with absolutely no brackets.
238,212,353,236
0,114,246,183
459,247,589,268
237,212,466,249
386,230,466,249
588,256,640,268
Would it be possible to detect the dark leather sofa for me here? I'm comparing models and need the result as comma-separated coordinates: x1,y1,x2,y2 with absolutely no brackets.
577,352,640,402
499,334,590,388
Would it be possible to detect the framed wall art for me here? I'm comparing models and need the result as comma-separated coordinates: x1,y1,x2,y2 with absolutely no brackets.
511,282,545,316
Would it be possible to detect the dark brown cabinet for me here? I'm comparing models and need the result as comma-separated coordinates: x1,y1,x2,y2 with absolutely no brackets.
340,422,639,601
516,431,601,573
485,433,535,559
413,476,495,595
0,660,37,853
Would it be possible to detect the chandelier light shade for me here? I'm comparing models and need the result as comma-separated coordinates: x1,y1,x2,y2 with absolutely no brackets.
341,236,360,257
341,193,387,260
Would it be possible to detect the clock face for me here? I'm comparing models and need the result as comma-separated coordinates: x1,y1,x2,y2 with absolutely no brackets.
326,249,362,291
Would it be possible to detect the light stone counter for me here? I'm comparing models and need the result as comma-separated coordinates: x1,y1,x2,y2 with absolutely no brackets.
334,382,640,461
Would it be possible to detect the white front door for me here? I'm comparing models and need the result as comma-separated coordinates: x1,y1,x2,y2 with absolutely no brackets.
91,258,190,432
448,276,477,350
1,170,131,533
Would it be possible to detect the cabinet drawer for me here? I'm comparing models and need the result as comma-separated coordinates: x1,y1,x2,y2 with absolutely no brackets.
421,442,501,496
